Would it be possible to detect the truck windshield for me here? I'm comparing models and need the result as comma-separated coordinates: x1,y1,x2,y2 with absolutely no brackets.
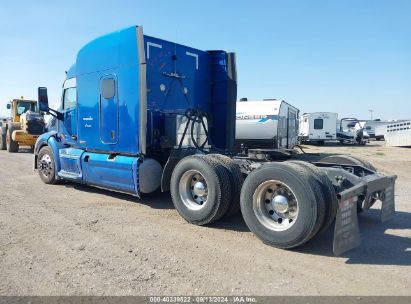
16,101,37,115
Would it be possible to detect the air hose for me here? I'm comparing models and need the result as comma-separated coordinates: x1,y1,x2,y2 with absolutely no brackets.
178,108,212,154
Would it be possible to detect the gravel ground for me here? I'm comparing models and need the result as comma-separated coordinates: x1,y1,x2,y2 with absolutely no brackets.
0,141,410,296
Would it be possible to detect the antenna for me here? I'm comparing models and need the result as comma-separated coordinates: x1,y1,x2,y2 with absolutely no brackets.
173,26,178,74
368,109,374,120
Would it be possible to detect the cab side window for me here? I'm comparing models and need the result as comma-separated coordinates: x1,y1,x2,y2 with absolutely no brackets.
63,87,77,110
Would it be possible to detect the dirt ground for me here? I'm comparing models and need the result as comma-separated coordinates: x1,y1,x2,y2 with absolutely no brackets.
0,141,410,296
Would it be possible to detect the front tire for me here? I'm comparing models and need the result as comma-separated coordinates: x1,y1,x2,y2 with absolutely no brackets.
240,162,321,249
6,127,19,152
207,154,244,218
288,160,337,234
37,146,57,184
0,127,6,150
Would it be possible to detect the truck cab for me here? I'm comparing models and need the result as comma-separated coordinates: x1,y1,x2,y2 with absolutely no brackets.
34,26,236,195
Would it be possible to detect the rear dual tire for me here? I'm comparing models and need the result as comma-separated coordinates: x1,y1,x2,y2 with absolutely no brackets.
170,155,232,225
207,154,244,217
287,160,337,234
171,156,336,248
319,154,376,172
240,162,325,249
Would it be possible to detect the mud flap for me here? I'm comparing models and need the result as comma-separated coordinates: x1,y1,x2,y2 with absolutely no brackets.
381,180,395,223
333,196,361,256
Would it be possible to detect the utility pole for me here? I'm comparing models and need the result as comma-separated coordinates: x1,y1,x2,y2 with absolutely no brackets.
369,109,374,120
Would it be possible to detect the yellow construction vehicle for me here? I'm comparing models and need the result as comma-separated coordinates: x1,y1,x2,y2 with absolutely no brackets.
0,97,45,152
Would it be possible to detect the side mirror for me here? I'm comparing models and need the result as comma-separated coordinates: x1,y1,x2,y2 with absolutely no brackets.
38,86,64,121
38,87,49,112
6,104,11,109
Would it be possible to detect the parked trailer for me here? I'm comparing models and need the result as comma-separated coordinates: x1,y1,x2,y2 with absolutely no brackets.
299,112,337,145
235,99,299,150
375,124,386,141
34,26,396,255
362,120,387,141
380,120,411,147
364,119,408,141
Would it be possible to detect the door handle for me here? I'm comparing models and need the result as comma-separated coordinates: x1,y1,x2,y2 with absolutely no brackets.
71,135,77,140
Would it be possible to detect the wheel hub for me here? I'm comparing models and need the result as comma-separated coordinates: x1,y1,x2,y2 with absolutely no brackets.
179,170,208,210
193,181,207,197
272,195,289,214
39,154,53,177
253,180,299,231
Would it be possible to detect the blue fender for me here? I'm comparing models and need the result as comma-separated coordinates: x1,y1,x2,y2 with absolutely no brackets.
34,131,65,178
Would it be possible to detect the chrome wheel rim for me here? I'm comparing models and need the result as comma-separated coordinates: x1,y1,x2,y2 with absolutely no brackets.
253,180,299,231
38,154,53,178
179,170,208,210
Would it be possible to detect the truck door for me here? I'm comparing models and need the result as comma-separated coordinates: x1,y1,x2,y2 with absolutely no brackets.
99,76,119,144
57,82,84,181
60,84,78,145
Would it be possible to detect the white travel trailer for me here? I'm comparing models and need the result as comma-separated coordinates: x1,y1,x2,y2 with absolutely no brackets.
235,99,299,149
299,112,338,144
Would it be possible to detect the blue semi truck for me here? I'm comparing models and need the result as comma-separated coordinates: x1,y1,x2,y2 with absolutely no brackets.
34,26,396,255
